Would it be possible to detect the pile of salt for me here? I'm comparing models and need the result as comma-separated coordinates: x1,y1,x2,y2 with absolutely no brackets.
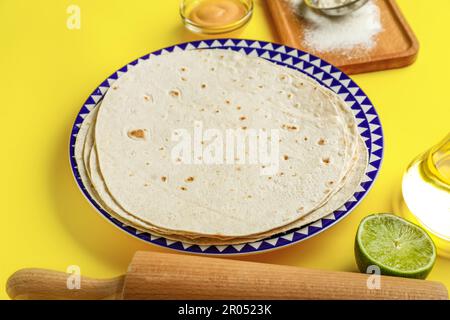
289,0,382,54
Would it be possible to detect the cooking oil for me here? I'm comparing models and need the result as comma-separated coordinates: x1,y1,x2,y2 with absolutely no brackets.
180,0,253,34
401,133,450,257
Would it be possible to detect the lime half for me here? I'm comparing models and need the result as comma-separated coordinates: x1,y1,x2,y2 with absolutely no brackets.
355,213,436,279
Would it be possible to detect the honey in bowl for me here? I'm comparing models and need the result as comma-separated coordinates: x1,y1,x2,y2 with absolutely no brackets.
180,0,253,34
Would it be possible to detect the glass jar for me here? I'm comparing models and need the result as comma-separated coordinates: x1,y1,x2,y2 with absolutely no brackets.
401,133,450,257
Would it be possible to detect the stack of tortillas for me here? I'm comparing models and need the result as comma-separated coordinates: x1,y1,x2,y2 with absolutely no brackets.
75,49,367,245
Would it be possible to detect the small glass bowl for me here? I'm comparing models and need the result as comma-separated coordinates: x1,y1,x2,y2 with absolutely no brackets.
304,0,369,16
180,0,254,34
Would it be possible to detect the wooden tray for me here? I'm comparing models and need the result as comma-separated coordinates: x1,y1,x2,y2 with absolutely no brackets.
266,0,419,74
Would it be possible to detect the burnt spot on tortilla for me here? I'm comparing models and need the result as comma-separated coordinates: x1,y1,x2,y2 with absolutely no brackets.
169,89,181,97
236,105,242,110
185,176,194,183
201,83,207,89
304,137,309,141
283,155,289,160
180,186,187,191
127,129,146,140
322,157,331,165
239,116,247,121
241,126,247,130
318,138,326,145
161,176,167,182
225,100,231,105
143,94,153,102
181,77,187,81
112,85,119,90
281,124,299,132
328,180,335,186
180,67,187,72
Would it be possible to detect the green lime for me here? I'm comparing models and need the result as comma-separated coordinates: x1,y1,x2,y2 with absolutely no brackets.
355,213,436,279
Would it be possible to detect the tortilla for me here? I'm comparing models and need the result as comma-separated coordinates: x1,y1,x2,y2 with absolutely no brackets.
77,126,366,245
75,105,366,244
74,49,368,244
93,49,356,237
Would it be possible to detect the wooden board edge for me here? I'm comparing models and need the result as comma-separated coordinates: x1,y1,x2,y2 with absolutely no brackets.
265,0,299,47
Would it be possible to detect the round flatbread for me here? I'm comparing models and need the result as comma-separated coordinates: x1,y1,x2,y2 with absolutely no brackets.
93,49,353,237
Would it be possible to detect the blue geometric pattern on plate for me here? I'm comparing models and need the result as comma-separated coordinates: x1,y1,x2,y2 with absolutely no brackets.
69,39,384,255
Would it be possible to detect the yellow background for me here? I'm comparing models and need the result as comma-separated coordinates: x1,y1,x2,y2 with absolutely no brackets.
1,0,449,299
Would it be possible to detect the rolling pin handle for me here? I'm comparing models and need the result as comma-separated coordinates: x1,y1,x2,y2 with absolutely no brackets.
6,268,125,300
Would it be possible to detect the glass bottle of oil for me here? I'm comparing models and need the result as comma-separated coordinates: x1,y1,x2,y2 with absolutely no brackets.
180,0,253,34
401,133,450,257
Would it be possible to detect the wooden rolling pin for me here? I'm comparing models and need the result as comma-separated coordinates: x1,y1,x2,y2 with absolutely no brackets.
6,251,448,300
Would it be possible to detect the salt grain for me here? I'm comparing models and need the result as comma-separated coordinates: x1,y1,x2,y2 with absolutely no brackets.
289,0,382,53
